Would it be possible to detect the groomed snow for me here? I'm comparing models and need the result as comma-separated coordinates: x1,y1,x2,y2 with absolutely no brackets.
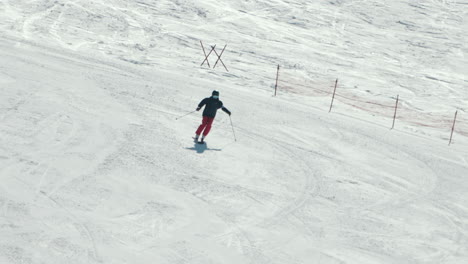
1,1,467,263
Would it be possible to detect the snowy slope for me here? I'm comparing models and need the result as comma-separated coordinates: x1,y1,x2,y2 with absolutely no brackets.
1,1,468,264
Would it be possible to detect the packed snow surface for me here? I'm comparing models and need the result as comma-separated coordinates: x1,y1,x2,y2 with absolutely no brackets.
1,0,467,263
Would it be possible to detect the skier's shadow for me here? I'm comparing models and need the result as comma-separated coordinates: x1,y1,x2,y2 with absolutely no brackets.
186,143,222,154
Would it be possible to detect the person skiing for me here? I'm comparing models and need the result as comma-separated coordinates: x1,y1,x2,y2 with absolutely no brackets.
194,90,231,143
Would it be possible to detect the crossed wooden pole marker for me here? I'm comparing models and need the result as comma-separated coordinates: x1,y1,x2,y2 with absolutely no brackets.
200,41,229,72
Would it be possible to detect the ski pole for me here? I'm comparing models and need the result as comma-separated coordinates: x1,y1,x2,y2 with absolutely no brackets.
175,110,196,120
229,115,237,142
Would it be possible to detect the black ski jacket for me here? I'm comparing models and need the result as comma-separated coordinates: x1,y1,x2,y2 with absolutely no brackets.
198,97,230,117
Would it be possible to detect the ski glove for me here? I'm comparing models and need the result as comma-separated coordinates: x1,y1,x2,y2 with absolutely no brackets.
196,107,201,111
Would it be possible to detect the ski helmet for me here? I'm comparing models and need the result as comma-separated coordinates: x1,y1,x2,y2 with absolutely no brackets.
212,90,219,96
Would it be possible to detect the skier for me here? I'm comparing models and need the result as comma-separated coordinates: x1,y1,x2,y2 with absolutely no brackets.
194,90,231,143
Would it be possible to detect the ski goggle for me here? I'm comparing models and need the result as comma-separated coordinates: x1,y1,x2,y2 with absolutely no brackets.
213,95,219,99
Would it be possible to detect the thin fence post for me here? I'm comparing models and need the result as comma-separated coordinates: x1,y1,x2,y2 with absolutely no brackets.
449,110,458,145
200,44,216,67
391,95,399,129
213,44,229,72
274,65,280,96
329,79,338,112
200,41,211,68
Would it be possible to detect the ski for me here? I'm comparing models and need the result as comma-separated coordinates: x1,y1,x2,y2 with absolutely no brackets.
193,137,205,144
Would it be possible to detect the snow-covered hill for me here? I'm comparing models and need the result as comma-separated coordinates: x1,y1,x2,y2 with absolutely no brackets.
1,1,467,263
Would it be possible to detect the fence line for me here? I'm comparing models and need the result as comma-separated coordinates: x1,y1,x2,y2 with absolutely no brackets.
275,67,466,144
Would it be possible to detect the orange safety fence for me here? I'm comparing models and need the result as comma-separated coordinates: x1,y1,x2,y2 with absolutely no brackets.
277,70,467,140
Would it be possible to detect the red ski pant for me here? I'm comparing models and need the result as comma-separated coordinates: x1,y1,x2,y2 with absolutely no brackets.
196,116,215,136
